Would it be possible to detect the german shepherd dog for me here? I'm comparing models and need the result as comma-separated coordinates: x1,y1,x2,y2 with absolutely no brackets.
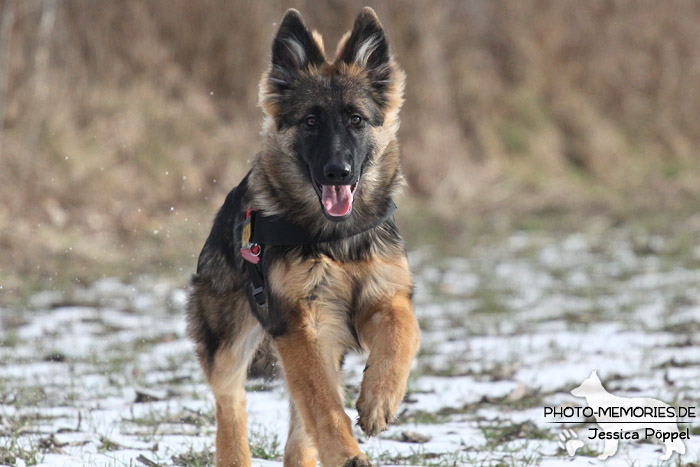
187,7,419,466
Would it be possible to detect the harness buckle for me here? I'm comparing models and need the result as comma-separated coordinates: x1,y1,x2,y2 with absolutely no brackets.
240,209,261,264
240,242,261,264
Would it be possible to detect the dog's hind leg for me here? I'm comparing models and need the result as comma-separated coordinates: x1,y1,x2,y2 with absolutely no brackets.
355,293,420,436
283,402,318,467
274,304,368,467
203,311,263,467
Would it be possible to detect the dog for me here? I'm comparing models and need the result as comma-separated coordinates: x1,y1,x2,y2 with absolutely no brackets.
186,7,419,467
571,370,686,461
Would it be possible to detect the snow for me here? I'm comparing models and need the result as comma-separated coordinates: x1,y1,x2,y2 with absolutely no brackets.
2,231,699,466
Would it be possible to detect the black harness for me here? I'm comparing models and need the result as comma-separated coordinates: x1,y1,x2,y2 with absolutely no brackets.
238,201,397,306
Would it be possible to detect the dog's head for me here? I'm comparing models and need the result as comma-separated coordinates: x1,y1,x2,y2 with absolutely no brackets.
570,370,604,398
256,7,405,223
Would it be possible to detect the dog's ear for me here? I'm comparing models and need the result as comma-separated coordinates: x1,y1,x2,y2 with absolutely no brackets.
337,8,389,72
260,10,326,122
269,9,325,92
335,7,404,114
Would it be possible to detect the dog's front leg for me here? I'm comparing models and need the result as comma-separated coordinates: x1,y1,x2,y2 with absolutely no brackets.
274,304,369,467
355,293,420,436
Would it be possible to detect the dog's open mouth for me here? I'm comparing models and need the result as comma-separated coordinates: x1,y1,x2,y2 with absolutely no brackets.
313,179,359,218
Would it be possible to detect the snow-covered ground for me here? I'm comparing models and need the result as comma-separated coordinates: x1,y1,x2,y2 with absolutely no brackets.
2,231,700,466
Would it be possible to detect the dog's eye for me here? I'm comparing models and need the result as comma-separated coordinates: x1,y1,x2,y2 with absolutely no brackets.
350,115,362,126
305,116,316,128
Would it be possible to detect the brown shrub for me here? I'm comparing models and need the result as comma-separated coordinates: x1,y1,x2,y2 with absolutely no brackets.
1,0,699,295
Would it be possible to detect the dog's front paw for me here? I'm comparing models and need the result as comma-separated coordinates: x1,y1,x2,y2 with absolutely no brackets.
343,454,372,467
356,389,401,437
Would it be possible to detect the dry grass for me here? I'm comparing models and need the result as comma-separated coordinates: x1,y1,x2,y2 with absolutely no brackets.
1,0,700,302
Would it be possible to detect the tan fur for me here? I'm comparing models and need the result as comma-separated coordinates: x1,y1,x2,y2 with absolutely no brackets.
206,310,263,467
268,251,412,311
355,293,420,435
334,31,352,59
377,65,406,133
312,30,325,56
284,403,318,466
274,303,365,466
265,251,416,462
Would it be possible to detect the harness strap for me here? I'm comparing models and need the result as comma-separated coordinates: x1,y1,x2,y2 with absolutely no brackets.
245,260,267,306
238,200,397,308
252,201,396,246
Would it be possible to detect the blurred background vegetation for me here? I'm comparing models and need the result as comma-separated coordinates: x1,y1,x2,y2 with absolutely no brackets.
2,0,700,303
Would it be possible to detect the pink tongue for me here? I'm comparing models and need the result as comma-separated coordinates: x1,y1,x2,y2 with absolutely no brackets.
321,185,353,217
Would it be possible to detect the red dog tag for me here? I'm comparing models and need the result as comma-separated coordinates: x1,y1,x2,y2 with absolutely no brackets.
240,245,260,264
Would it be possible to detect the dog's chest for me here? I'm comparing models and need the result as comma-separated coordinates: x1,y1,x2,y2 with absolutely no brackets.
267,253,412,311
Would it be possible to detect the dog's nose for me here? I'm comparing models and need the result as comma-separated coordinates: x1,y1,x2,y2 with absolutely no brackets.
323,162,351,182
